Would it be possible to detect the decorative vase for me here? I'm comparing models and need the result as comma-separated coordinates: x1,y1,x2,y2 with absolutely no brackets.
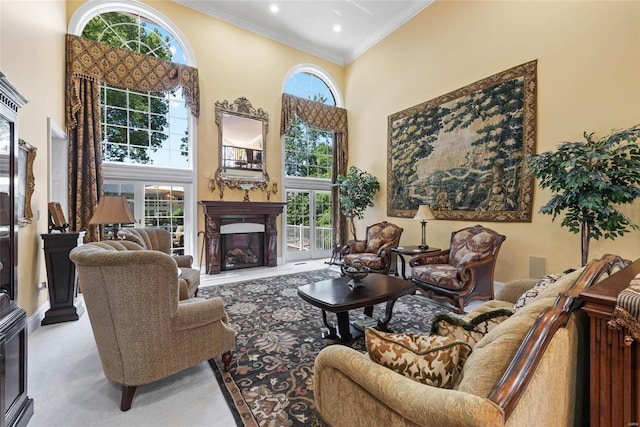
341,260,370,290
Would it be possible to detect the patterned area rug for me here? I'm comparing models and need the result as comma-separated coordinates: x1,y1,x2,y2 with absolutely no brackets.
199,269,453,427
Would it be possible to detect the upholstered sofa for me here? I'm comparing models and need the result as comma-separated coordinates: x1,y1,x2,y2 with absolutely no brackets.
314,254,628,427
120,227,200,297
69,240,236,410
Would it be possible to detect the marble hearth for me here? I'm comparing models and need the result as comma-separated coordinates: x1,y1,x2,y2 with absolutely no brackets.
199,201,286,274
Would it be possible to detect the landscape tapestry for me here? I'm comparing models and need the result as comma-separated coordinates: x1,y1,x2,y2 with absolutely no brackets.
387,60,537,222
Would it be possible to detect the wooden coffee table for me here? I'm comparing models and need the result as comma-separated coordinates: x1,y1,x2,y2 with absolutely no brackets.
297,273,415,343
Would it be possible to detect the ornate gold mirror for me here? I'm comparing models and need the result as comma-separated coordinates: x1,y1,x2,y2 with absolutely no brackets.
17,139,35,226
215,97,269,199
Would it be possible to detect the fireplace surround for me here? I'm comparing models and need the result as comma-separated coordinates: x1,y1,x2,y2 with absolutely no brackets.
199,201,286,274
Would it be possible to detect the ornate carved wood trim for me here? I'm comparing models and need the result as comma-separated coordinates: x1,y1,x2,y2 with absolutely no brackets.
488,253,629,420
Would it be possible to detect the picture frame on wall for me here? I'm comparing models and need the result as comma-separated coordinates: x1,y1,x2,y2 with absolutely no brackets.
387,60,537,222
17,139,36,227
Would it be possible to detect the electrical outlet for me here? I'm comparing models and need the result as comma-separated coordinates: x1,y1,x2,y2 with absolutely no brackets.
529,256,546,279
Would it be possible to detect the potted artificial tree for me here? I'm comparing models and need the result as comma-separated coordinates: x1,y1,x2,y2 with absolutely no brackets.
334,165,380,241
528,124,640,266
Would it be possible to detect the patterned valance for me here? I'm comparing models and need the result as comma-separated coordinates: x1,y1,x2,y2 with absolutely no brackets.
66,33,199,129
280,93,347,136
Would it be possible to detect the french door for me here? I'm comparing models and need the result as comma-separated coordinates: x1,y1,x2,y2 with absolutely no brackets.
285,189,333,261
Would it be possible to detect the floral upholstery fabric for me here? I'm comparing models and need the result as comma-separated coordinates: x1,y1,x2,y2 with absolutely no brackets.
431,309,513,347
449,228,498,266
343,221,403,274
412,264,464,290
343,253,385,270
365,328,472,389
411,227,501,291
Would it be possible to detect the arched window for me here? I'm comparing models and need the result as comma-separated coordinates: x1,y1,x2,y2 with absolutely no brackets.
282,65,342,261
68,0,196,255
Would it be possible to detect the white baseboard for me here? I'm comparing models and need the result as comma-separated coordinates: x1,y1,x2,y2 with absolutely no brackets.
27,302,49,334
27,298,86,334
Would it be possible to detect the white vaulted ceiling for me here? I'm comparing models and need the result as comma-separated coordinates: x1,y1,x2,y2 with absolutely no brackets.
172,0,433,65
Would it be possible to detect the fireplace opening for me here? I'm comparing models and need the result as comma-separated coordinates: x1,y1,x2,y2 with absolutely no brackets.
221,232,264,271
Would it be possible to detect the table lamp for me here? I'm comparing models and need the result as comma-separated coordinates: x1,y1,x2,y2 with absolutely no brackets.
413,205,435,250
89,195,135,240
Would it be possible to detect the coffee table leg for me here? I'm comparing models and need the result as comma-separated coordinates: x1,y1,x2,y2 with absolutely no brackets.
336,312,352,341
320,310,353,342
377,299,399,331
321,310,339,341
363,306,373,318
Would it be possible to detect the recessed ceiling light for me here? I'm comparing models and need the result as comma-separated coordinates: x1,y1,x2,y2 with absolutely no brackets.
270,4,279,13
333,24,341,32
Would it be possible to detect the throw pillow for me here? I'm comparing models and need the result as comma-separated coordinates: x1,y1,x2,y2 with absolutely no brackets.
365,238,383,254
365,328,472,388
430,309,513,347
513,273,563,312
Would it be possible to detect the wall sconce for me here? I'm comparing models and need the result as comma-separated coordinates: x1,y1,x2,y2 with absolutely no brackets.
266,182,278,201
204,171,216,193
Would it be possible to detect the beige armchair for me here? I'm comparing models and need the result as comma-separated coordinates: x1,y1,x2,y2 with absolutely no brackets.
410,224,506,313
342,221,404,274
69,241,236,411
120,227,200,297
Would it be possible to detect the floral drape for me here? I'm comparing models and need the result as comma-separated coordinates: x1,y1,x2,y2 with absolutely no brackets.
280,93,349,245
65,34,200,241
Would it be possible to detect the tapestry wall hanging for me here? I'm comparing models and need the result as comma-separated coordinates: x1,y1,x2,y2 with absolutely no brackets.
387,60,537,222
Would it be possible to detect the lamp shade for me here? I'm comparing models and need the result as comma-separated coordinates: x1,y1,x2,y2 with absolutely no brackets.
413,205,435,221
89,195,135,225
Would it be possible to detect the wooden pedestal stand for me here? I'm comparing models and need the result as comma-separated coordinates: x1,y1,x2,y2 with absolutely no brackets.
41,232,85,325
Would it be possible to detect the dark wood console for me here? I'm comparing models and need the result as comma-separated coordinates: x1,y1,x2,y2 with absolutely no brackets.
199,201,286,274
581,258,640,427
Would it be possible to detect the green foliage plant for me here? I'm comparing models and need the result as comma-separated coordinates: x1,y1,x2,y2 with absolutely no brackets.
528,124,640,266
334,166,380,241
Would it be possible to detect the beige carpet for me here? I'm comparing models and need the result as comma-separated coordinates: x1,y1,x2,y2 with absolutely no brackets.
27,259,334,426
28,296,237,427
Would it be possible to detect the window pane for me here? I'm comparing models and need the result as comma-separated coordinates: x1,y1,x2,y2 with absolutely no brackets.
284,118,333,179
83,11,191,169
106,88,126,108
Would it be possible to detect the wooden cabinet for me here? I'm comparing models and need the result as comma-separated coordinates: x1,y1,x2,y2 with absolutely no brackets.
0,72,33,426
581,259,640,427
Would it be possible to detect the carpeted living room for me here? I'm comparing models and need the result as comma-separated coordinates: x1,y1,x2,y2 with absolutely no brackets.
2,0,640,426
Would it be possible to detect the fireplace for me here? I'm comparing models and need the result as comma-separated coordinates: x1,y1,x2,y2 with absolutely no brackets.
199,201,286,274
221,223,265,270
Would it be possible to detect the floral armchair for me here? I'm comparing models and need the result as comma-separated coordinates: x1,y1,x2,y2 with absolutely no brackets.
342,221,404,275
410,224,506,313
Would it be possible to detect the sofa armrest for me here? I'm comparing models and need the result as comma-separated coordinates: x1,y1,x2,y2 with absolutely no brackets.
409,249,450,267
314,345,504,427
171,297,228,331
178,278,190,301
172,254,193,268
495,279,538,304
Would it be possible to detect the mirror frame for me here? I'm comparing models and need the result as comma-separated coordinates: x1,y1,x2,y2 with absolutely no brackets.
17,139,36,227
214,97,269,199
